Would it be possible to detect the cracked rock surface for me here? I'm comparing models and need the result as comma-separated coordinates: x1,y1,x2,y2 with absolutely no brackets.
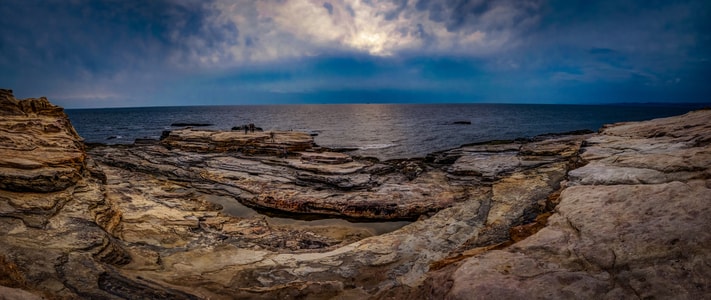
419,109,711,299
1,89,709,299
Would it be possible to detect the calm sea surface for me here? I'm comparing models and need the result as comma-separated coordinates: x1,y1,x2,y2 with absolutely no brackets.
66,103,703,160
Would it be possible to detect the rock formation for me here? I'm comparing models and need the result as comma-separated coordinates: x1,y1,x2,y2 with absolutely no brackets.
420,109,711,299
0,89,133,298
0,89,85,192
0,89,709,299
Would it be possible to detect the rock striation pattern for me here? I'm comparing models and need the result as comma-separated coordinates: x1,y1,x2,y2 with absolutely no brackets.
161,128,314,155
0,90,135,298
1,89,709,299
421,109,711,299
0,89,85,192
81,128,589,299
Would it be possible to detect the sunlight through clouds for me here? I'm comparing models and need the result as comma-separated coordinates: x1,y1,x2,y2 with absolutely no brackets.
208,0,533,62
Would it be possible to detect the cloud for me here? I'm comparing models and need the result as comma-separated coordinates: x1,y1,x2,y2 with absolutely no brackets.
203,0,541,61
0,0,709,107
0,0,231,105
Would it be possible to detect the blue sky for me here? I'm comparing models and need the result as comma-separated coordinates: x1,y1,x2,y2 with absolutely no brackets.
1,0,709,108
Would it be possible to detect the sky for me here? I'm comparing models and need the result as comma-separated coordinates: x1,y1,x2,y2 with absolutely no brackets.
1,0,710,108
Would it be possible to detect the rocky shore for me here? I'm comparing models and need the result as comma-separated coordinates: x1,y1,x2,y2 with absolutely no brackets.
1,89,709,299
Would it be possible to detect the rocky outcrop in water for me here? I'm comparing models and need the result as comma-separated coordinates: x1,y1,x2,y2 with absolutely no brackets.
1,89,709,299
161,128,313,155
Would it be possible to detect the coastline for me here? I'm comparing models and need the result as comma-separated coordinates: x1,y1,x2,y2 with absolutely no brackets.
1,89,709,299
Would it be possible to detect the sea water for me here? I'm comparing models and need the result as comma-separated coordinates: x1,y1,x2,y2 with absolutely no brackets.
67,103,704,160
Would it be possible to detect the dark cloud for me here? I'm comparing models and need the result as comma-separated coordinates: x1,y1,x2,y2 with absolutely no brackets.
383,0,408,20
1,1,224,71
589,48,616,55
0,0,242,105
0,0,709,107
522,0,710,92
322,2,334,15
412,0,542,32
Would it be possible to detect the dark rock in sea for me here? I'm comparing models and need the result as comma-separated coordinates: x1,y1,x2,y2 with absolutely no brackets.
452,121,472,125
160,130,171,140
106,135,119,140
231,125,263,132
170,122,213,127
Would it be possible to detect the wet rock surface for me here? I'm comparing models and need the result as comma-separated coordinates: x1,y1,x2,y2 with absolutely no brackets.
1,90,709,299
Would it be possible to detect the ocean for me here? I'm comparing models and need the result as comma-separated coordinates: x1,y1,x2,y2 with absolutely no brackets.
66,103,704,160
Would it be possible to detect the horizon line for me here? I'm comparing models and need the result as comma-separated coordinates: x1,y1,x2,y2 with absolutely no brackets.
62,101,711,110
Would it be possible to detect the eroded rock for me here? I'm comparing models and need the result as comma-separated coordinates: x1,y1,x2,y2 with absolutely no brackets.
0,91,84,192
421,110,711,299
80,118,590,297
4,90,708,299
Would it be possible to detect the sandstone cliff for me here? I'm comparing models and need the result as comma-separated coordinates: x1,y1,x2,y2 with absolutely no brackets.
0,90,708,299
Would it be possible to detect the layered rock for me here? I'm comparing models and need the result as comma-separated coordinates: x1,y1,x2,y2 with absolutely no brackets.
0,89,85,192
91,128,589,222
80,126,591,298
421,109,711,299
2,89,709,299
160,128,314,155
0,90,133,298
